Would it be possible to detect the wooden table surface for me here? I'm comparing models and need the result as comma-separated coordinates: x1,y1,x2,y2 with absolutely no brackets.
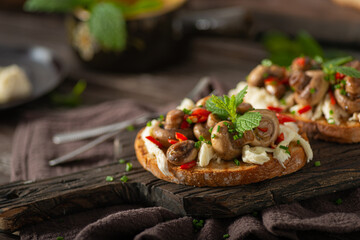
2,0,360,184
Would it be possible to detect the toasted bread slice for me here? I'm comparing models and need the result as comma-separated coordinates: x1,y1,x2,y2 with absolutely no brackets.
291,115,360,143
135,128,308,187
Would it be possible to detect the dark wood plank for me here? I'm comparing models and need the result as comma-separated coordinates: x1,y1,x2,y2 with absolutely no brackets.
1,135,360,233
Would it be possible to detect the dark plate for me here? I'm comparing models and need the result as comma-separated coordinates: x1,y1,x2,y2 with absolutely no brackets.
0,45,66,110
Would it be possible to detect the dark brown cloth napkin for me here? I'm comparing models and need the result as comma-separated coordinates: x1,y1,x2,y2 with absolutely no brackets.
11,80,360,240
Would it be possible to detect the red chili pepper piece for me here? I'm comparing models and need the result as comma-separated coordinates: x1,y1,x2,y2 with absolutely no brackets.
295,57,306,67
257,127,268,132
335,72,345,80
328,90,336,105
279,77,289,85
267,106,283,113
187,115,198,123
175,132,188,141
276,113,296,124
180,115,190,129
145,136,163,148
298,105,312,114
191,108,211,123
276,133,284,144
180,160,197,169
264,77,278,85
168,139,179,145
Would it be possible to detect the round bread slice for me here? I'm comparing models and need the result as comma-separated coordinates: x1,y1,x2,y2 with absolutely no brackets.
289,115,360,143
135,128,308,187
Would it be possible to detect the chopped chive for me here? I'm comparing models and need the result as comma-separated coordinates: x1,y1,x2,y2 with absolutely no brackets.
199,136,205,141
280,99,286,105
223,234,230,239
158,115,164,121
341,80,346,85
261,58,272,67
234,159,240,166
340,89,347,95
228,128,235,133
314,161,321,167
211,134,216,139
329,110,334,115
126,163,133,172
159,123,164,128
195,141,201,148
310,88,316,94
335,198,343,205
183,108,192,115
118,159,126,164
120,175,128,183
297,140,300,145
193,219,205,232
126,125,135,131
328,118,335,124
105,176,114,182
217,125,221,132
291,110,296,115
290,86,295,92
146,121,152,127
186,118,193,124
233,135,240,140
263,72,269,78
279,145,290,155
198,105,203,107
209,127,213,133
334,84,341,89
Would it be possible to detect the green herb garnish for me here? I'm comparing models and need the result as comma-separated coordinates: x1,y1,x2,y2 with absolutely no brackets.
183,108,192,115
206,86,262,137
56,237,64,240
199,136,205,141
211,134,216,139
146,121,152,127
106,176,114,182
261,59,272,67
280,99,286,105
126,125,135,131
297,140,300,145
195,141,202,148
126,163,133,172
340,89,347,95
223,234,230,239
335,198,343,205
50,80,87,108
186,118,193,124
209,127,213,134
118,159,126,164
314,161,321,167
217,125,221,132
120,175,128,182
158,115,164,121
310,88,316,94
329,110,334,115
192,219,204,232
279,145,290,155
234,159,240,166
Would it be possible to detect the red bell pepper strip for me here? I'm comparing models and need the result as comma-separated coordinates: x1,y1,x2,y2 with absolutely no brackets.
168,139,179,145
276,113,296,124
267,106,283,113
264,76,278,85
294,57,306,67
298,105,312,114
335,72,345,80
145,136,163,148
175,132,188,141
180,160,197,169
257,127,268,132
329,89,336,105
276,133,285,144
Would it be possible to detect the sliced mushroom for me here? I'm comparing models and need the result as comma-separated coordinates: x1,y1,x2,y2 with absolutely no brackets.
196,96,211,107
152,126,194,148
334,89,360,114
164,109,184,130
193,113,221,141
343,60,360,97
248,109,279,147
166,140,198,165
247,65,286,87
293,70,329,106
210,121,244,160
289,70,311,92
236,103,253,114
290,56,321,72
265,82,286,99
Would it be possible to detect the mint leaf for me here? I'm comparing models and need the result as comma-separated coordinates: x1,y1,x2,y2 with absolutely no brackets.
333,66,360,78
235,85,248,106
205,96,229,119
89,2,127,51
235,112,262,134
323,56,353,68
24,0,82,12
296,31,323,58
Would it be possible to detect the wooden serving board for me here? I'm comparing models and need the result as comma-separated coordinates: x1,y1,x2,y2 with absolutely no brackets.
1,129,360,233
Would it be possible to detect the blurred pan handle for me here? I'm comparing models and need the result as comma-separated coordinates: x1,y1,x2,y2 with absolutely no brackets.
177,6,252,38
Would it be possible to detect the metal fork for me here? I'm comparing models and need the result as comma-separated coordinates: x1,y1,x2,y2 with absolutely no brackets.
48,77,214,166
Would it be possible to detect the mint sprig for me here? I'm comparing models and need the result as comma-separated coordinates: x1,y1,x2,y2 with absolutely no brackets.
24,0,82,12
89,2,127,51
206,85,262,136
